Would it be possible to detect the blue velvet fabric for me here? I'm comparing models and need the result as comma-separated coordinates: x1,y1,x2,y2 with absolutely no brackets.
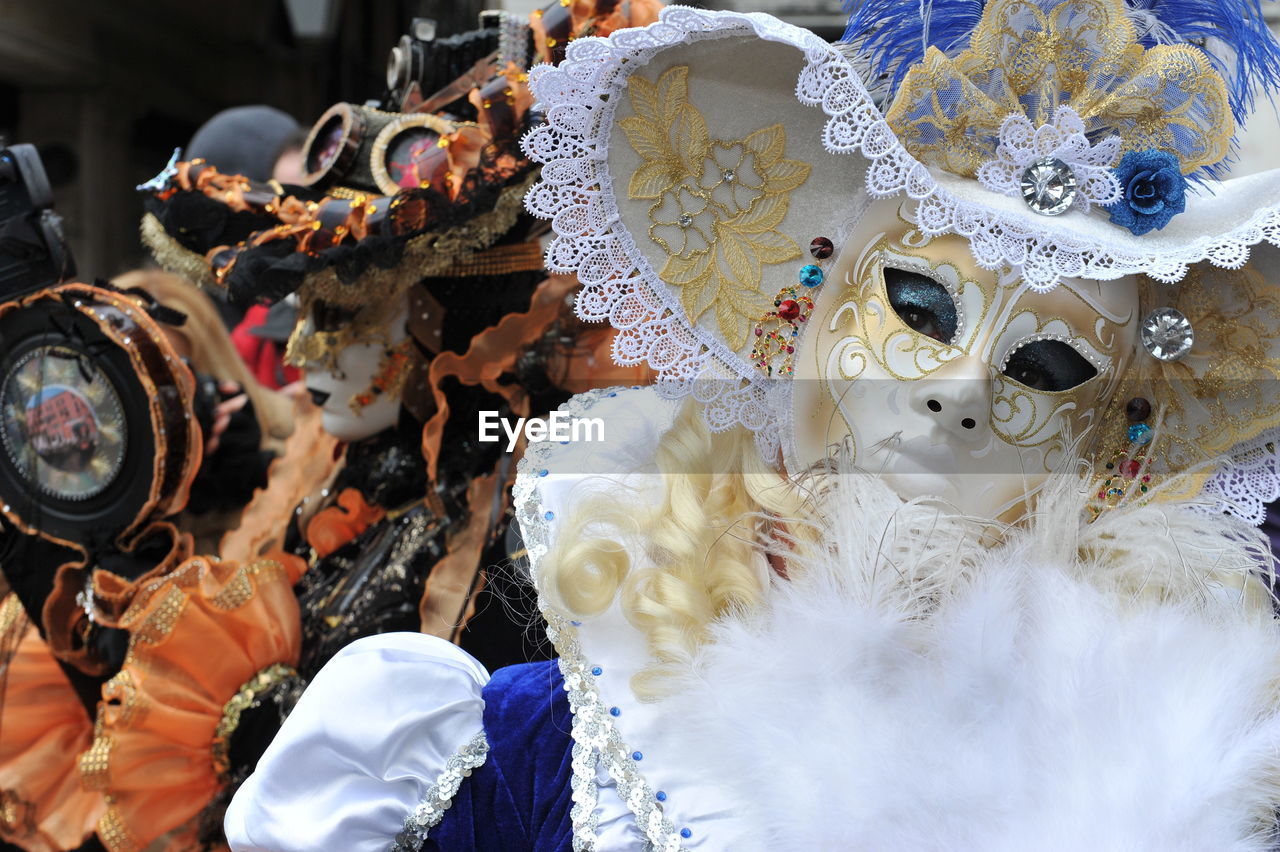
427,660,575,850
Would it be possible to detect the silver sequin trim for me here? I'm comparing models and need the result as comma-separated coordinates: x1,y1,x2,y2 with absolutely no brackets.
515,387,686,852
387,731,490,852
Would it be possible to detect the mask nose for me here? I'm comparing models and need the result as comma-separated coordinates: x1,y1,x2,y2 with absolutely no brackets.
914,355,991,441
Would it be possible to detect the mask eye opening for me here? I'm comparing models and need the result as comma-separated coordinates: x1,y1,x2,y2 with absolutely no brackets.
884,265,960,345
1000,337,1098,393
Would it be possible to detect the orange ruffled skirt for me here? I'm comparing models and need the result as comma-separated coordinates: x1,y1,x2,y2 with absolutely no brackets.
0,593,104,852
80,554,304,852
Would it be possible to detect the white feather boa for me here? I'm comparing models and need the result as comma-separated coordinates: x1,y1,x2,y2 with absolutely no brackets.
659,476,1280,850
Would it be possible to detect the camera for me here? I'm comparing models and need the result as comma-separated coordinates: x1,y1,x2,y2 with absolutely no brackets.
384,14,532,113
0,143,76,301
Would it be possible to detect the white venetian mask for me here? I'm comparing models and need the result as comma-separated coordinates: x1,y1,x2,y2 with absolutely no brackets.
790,202,1140,522
291,295,412,443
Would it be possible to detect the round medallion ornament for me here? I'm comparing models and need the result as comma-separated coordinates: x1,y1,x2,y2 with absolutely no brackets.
0,284,200,546
0,346,127,501
1140,307,1193,361
1019,156,1078,216
370,113,458,196
299,102,367,188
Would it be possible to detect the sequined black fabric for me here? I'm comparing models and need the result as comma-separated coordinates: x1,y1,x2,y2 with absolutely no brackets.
294,502,450,680
332,418,430,512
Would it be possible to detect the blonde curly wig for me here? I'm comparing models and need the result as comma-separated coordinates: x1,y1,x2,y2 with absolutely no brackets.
537,399,825,698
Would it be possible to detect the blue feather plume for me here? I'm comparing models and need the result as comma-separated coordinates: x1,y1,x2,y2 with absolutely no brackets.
842,0,1280,123
842,0,983,98
1126,0,1280,122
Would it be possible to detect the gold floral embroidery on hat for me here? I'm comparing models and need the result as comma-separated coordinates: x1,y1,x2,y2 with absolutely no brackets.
886,0,1232,179
622,65,812,350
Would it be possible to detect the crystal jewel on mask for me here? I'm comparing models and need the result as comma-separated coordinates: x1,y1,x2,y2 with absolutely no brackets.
1141,307,1194,361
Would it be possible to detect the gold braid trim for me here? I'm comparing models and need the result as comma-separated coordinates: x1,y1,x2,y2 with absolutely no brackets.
326,185,367,200
298,171,540,310
78,716,114,793
0,788,37,838
96,804,140,852
210,662,298,783
138,213,219,291
444,239,546,278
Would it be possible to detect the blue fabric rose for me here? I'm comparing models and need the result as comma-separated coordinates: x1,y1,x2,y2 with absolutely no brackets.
1107,150,1187,236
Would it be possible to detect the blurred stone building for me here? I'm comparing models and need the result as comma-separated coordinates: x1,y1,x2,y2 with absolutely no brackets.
0,0,848,280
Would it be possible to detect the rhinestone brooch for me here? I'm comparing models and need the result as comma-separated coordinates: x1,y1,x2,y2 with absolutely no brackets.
1020,156,1078,216
1140,307,1193,361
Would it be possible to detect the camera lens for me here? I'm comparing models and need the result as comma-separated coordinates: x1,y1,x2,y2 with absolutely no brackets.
387,37,412,91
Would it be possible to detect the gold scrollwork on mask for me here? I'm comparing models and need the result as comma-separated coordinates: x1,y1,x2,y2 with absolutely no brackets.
826,232,1128,458
284,293,402,374
622,64,813,350
992,376,1091,449
989,311,1117,449
842,239,979,382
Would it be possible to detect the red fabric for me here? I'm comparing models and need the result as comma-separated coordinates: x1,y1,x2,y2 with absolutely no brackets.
231,305,299,389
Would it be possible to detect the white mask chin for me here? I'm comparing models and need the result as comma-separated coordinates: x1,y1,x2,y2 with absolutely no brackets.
303,301,410,443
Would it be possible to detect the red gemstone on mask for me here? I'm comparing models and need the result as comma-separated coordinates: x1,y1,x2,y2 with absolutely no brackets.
1120,460,1141,478
778,299,801,321
809,237,834,259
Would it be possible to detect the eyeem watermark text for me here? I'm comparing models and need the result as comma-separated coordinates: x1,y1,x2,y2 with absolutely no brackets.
478,411,605,451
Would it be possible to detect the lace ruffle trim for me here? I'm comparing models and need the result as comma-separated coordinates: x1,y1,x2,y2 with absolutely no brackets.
1200,427,1280,526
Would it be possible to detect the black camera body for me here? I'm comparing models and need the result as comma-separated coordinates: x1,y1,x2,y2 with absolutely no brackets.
385,19,501,112
0,143,76,301
383,13,537,115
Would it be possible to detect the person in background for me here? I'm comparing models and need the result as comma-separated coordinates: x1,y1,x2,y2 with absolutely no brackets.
185,106,306,330
231,300,302,391
268,128,308,185
186,105,303,184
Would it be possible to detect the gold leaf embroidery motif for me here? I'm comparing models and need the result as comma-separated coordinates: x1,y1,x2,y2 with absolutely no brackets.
623,65,813,351
1114,263,1280,473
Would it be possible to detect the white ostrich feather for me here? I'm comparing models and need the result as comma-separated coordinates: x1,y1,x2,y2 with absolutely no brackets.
662,473,1280,850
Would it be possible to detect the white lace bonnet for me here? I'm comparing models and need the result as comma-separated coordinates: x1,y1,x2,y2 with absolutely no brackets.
521,0,1280,522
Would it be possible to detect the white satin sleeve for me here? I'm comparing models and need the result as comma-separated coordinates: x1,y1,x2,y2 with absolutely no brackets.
224,632,489,852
